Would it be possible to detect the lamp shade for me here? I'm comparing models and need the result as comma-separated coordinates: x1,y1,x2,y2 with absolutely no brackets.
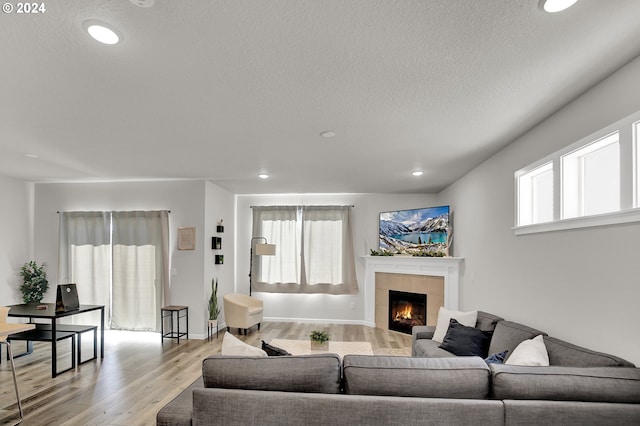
255,243,276,256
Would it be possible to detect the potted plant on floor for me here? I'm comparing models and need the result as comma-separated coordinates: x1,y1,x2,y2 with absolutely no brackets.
309,330,330,350
19,261,48,304
208,278,220,337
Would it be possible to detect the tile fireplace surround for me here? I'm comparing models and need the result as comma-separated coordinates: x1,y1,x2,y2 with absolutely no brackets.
362,256,464,328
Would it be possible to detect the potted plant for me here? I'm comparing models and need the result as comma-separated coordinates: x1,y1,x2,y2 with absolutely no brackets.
309,330,330,350
208,278,220,335
19,261,49,304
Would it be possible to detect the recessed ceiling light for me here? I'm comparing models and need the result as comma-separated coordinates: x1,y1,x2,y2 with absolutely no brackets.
258,173,270,179
320,131,336,138
83,20,123,45
23,153,39,158
539,0,578,13
412,170,424,177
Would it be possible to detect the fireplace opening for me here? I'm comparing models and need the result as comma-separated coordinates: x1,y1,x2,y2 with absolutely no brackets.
388,290,427,334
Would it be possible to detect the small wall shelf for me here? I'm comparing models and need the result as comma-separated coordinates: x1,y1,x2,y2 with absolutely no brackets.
211,237,222,250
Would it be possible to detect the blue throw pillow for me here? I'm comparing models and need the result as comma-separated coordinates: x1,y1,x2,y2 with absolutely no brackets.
484,349,509,365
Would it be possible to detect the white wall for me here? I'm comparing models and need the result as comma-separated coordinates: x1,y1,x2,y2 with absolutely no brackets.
204,181,235,331
439,55,640,365
236,193,439,323
33,179,234,338
0,176,33,305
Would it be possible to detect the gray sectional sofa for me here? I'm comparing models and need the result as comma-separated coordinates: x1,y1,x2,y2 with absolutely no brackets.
157,311,640,425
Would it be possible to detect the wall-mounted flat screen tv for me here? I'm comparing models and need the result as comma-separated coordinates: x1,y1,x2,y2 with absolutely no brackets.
379,205,450,256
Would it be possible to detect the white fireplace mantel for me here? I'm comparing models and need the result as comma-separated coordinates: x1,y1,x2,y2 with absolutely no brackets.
362,256,464,327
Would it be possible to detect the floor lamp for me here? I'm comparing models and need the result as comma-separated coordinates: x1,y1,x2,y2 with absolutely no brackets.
249,237,276,296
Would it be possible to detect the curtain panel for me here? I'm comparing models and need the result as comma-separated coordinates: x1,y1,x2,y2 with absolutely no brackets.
251,205,358,294
58,212,111,325
111,211,169,331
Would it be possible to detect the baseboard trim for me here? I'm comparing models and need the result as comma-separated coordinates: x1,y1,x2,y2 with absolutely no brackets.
264,317,373,327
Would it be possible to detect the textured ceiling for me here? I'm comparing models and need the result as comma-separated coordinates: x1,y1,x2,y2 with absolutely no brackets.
2,0,640,194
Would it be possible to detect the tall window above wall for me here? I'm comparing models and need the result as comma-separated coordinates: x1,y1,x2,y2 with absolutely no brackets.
561,132,620,218
635,120,640,207
517,161,553,226
514,110,640,235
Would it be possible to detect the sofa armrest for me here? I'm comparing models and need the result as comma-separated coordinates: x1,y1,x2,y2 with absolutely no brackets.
156,376,203,426
411,325,436,356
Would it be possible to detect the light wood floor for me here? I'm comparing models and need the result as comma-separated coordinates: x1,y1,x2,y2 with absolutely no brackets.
0,322,412,426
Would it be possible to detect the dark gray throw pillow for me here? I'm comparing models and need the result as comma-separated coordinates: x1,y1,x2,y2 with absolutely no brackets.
439,319,491,357
262,340,292,356
484,349,508,365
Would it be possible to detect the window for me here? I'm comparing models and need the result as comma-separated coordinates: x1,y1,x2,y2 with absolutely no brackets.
251,205,358,294
514,110,640,235
58,211,170,331
562,132,620,218
517,162,553,226
635,120,640,207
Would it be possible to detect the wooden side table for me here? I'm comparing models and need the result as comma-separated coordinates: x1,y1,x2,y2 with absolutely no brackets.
161,306,188,344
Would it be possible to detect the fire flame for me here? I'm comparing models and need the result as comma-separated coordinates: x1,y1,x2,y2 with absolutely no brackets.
394,305,412,321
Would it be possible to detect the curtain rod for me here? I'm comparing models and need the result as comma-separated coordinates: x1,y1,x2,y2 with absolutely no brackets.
56,210,172,213
250,205,354,208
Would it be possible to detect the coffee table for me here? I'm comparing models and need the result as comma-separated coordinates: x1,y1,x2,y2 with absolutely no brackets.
269,339,373,359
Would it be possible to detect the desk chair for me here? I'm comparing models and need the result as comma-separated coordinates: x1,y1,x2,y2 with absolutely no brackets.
0,307,35,424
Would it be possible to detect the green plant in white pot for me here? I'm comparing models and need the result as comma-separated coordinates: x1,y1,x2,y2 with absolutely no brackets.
309,330,330,350
19,261,49,304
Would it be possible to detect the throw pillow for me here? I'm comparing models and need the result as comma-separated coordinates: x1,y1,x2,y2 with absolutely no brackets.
439,319,491,357
484,349,509,365
432,307,478,343
262,340,291,356
505,335,549,366
221,332,268,357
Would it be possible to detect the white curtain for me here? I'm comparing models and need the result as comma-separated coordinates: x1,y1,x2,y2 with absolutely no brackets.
252,206,358,294
58,212,111,325
58,210,169,331
111,211,169,331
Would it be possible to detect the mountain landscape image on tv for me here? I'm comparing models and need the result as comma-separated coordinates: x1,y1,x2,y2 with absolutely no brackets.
379,205,450,256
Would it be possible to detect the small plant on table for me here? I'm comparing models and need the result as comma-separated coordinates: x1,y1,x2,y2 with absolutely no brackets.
309,330,330,350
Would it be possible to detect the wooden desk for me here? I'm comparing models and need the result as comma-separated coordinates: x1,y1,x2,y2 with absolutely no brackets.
7,303,104,378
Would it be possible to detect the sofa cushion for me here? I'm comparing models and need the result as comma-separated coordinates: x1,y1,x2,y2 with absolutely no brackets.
475,311,504,332
505,335,549,367
192,388,506,426
432,307,478,343
543,336,635,367
503,400,640,426
491,364,640,403
488,321,547,359
439,319,491,357
414,338,459,358
343,355,491,399
202,354,341,394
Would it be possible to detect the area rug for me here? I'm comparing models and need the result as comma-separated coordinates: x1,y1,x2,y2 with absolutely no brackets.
269,339,373,359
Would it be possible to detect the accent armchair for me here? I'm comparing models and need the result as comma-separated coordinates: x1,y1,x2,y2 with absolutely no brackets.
223,294,263,335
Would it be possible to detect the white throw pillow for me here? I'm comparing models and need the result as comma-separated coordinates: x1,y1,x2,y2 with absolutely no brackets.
432,307,478,343
221,332,267,357
505,334,549,366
